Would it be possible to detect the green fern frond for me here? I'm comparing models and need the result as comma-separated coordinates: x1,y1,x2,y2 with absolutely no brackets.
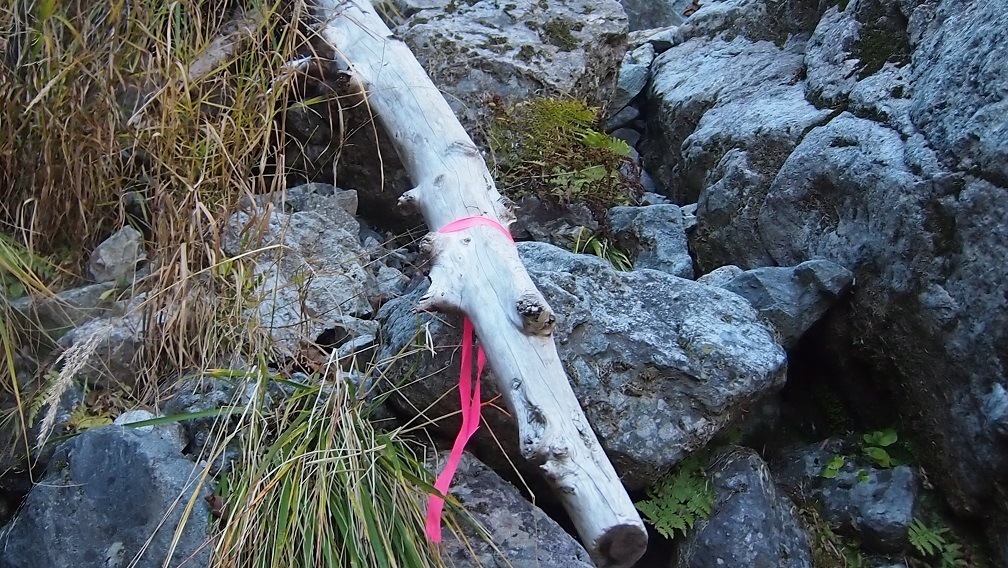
909,519,948,557
635,455,715,540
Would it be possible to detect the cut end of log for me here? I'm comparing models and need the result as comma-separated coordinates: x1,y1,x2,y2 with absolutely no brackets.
594,523,649,568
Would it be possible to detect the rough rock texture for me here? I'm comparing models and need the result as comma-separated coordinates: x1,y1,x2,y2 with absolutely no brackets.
378,242,786,490
607,204,693,278
756,113,1008,518
88,226,146,283
805,0,912,106
10,282,117,336
113,410,188,454
804,6,861,107
643,36,832,204
56,315,144,389
673,447,813,568
673,0,830,48
696,265,743,287
610,43,655,111
618,0,693,30
910,0,1008,186
773,440,918,553
0,427,211,568
397,0,627,133
638,0,1008,549
718,259,854,347
223,186,377,356
436,452,595,567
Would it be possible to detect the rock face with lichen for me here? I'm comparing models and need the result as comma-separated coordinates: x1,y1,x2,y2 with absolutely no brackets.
630,0,1008,555
394,0,628,132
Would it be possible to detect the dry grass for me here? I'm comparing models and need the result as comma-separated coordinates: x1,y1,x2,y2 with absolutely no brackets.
0,1,456,566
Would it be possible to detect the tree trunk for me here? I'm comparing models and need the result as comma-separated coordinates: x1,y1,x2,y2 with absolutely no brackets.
314,2,648,566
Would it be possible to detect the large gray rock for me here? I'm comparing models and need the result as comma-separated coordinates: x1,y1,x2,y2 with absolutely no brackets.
642,36,832,204
772,439,918,553
674,0,831,46
436,452,595,567
607,204,694,278
673,447,813,568
618,0,693,30
10,281,117,336
378,242,786,490
397,0,627,134
910,0,1008,186
755,114,1008,519
0,426,211,568
88,226,146,283
690,150,776,271
804,6,862,108
56,315,144,390
718,259,854,347
803,0,914,131
223,188,376,356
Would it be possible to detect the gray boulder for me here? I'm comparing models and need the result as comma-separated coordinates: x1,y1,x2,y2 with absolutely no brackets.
756,114,1008,517
223,188,376,356
803,6,861,108
673,447,813,568
674,0,830,45
397,0,627,134
607,204,694,278
378,242,786,490
690,149,777,271
0,426,211,568
803,0,914,131
56,315,144,390
910,0,1008,186
696,265,743,287
642,36,832,204
435,452,595,567
717,259,854,347
88,226,146,283
772,440,918,553
10,281,117,337
618,0,693,30
610,43,655,111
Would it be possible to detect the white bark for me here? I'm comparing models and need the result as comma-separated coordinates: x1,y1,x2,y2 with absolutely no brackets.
315,2,647,566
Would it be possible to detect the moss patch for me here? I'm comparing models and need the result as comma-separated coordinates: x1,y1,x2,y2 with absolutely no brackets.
488,98,641,221
542,18,578,51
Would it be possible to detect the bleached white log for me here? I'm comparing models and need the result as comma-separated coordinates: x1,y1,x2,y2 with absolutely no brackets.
315,2,647,566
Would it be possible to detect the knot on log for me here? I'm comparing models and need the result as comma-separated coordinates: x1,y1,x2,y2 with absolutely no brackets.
397,190,419,212
517,293,556,335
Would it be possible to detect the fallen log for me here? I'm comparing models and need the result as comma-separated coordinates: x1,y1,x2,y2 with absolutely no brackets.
314,1,648,565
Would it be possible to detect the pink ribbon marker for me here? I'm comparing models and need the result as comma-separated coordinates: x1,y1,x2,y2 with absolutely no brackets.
425,216,514,543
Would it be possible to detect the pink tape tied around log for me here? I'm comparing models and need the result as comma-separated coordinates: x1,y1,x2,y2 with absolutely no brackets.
425,216,514,542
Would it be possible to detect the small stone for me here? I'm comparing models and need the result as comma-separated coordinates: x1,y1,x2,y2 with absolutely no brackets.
88,226,146,283
604,105,641,132
611,43,656,111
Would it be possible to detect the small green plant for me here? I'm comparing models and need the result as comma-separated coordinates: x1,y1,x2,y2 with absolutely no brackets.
635,455,715,540
908,519,967,568
861,428,898,468
572,229,633,271
821,454,846,479
488,97,641,220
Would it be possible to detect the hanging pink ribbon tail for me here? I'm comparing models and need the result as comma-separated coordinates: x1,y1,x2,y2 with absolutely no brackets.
425,216,514,543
